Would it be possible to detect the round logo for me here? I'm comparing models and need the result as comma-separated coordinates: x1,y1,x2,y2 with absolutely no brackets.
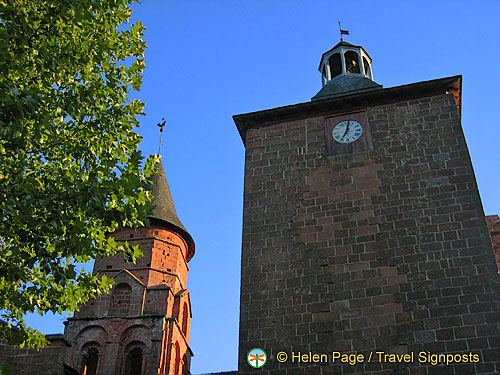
247,348,267,368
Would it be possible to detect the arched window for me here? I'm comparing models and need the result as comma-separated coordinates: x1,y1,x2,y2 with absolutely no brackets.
328,53,342,78
124,348,143,375
344,51,360,74
182,302,188,336
174,342,180,374
363,56,371,79
182,354,188,375
82,348,98,375
111,283,132,316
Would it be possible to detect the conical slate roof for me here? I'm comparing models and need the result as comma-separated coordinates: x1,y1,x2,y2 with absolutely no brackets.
150,160,186,231
148,160,195,261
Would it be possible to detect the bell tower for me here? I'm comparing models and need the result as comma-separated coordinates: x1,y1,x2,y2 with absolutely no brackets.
63,160,195,375
234,37,500,374
312,39,381,101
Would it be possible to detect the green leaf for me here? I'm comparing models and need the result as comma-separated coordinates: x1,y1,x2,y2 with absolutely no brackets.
0,0,158,347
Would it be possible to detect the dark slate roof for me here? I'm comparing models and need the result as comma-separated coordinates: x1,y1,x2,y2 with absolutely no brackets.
311,74,382,101
150,160,186,231
333,40,361,49
148,160,195,261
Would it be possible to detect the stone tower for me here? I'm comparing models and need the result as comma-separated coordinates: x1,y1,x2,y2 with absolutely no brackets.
63,160,195,375
233,39,500,374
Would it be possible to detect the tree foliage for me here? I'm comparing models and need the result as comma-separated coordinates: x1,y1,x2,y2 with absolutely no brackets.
0,0,158,347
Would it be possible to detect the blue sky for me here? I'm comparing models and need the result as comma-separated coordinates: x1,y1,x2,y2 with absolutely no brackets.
26,1,500,373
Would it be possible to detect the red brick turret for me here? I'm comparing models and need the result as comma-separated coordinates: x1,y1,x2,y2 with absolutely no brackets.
64,160,194,375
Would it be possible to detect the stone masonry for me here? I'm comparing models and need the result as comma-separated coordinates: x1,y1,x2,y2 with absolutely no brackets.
62,160,195,375
63,226,193,375
234,76,500,374
0,334,76,375
0,161,195,375
1,45,500,375
485,215,500,274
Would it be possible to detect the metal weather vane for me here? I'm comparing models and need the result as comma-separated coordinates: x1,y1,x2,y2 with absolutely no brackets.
157,118,166,154
338,21,349,41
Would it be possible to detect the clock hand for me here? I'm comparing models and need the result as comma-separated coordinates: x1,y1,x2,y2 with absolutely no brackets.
342,121,350,140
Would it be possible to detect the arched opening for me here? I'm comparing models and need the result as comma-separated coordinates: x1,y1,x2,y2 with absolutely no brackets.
111,283,132,316
182,354,188,375
363,56,371,79
182,302,189,336
124,347,143,375
82,348,98,375
174,342,181,374
344,50,360,74
328,53,342,78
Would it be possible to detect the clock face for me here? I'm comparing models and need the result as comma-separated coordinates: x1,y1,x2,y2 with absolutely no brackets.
332,120,363,144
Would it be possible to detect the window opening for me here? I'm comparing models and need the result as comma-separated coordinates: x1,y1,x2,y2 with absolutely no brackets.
182,354,188,375
363,56,371,78
345,51,360,74
174,343,181,374
328,53,342,78
182,302,189,336
82,348,98,375
124,348,143,375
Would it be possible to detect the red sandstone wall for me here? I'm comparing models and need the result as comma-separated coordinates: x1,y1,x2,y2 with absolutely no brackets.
239,93,500,374
95,226,189,290
0,336,70,375
65,226,193,375
486,215,500,274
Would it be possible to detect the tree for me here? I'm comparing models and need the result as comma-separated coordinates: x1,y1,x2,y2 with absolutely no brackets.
0,0,159,347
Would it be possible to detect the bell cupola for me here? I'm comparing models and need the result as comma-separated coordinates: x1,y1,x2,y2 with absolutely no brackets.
312,37,382,101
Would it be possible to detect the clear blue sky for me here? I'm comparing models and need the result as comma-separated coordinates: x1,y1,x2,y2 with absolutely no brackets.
26,1,500,373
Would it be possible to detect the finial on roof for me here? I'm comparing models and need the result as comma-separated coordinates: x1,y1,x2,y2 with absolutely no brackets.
157,118,166,154
338,21,349,42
